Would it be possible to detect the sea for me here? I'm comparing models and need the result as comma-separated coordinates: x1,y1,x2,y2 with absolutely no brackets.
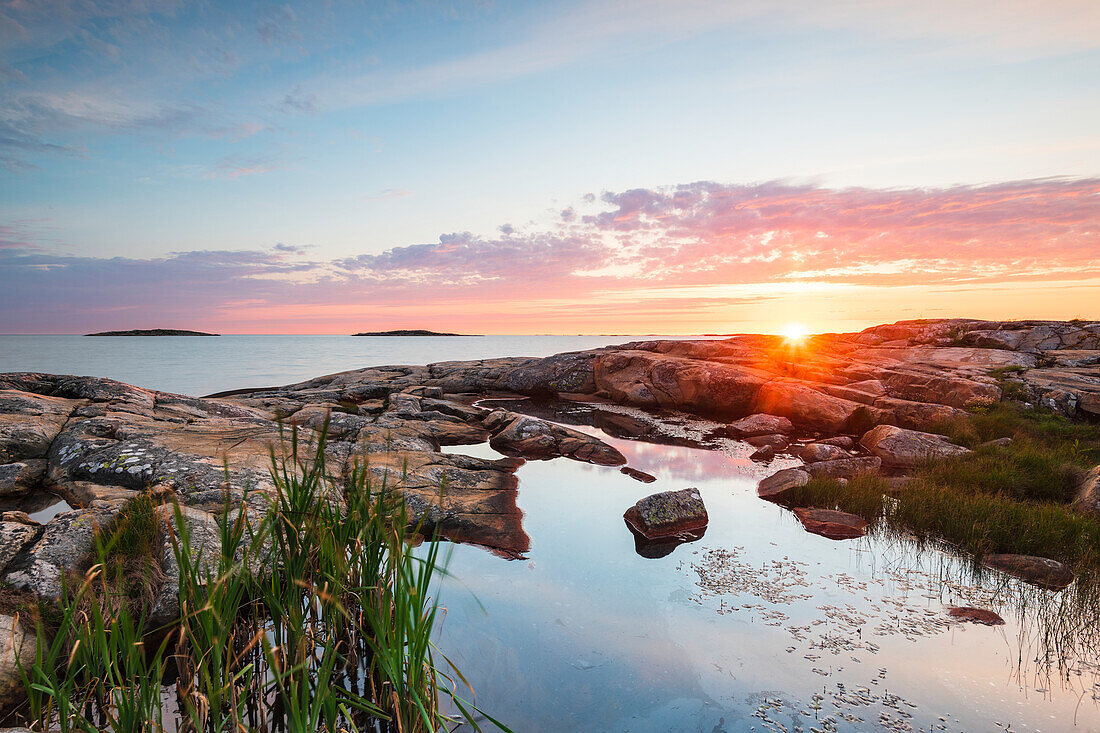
0,334,689,396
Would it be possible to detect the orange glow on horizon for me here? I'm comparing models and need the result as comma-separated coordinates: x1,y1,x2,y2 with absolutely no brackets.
780,322,809,343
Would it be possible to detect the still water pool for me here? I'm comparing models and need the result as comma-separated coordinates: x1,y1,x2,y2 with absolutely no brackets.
436,412,1100,732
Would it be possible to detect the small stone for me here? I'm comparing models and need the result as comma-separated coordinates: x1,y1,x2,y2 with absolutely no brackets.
946,606,1005,626
620,466,657,483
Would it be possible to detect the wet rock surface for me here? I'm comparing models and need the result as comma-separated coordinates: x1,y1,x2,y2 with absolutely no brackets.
725,413,794,437
620,466,657,483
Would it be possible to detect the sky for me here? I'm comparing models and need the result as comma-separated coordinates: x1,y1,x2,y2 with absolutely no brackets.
1,0,1098,335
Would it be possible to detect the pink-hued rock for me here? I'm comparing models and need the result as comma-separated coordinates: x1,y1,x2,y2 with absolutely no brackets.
859,424,970,469
792,507,869,540
488,414,625,466
804,456,882,479
982,554,1075,591
754,381,871,433
757,468,810,502
621,466,657,483
1074,466,1100,516
947,606,1005,626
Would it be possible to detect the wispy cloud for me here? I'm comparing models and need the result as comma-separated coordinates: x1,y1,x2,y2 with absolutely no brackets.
205,154,279,179
360,189,412,202
304,0,1100,111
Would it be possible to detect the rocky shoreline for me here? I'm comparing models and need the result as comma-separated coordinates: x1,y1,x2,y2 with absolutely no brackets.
0,318,1098,707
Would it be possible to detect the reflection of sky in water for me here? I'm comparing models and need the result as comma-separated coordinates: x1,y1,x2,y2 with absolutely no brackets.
436,431,1100,732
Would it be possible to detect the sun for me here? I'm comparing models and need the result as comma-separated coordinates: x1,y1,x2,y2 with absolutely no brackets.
781,322,809,343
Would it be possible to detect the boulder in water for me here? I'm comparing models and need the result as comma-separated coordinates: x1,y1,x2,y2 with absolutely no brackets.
623,488,708,539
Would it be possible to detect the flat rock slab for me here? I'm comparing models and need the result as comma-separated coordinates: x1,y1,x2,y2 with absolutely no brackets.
947,606,1005,626
982,553,1075,591
792,507,869,540
623,488,708,539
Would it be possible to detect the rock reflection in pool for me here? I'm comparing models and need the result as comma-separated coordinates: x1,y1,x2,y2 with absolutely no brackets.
435,406,1100,733
625,519,706,559
0,490,72,524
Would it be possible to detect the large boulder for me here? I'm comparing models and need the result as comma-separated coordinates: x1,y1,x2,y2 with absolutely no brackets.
982,553,1075,590
859,424,970,469
878,370,1001,409
0,391,78,463
500,352,598,395
873,396,967,431
623,488,708,539
1,505,121,601
0,523,38,578
593,351,767,417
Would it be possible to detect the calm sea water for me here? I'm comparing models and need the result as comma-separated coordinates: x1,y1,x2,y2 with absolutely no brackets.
0,334,683,396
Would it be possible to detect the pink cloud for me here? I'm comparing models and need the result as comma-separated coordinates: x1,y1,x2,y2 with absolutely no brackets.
1,177,1097,333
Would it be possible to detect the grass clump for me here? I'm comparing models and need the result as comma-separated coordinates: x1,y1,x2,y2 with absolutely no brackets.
786,473,1100,570
786,401,1100,569
913,401,1100,507
95,492,165,614
13,428,507,733
916,442,1083,504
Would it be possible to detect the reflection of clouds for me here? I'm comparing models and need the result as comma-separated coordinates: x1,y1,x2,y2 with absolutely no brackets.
567,420,799,484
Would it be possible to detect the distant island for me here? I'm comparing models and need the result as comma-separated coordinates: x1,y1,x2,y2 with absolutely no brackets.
351,329,478,337
86,329,220,336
